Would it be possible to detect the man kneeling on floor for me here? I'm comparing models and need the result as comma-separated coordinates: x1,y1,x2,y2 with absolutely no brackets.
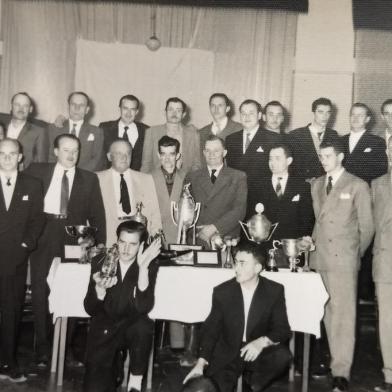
184,241,292,392
83,220,161,392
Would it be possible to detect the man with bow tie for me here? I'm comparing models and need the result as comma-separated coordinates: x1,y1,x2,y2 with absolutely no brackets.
225,99,281,218
310,138,374,392
0,138,45,382
48,91,105,171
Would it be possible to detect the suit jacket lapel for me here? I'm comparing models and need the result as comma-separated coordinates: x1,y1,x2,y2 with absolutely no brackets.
0,182,7,212
246,279,269,339
79,122,90,142
17,123,29,141
377,175,392,227
44,164,56,194
208,167,231,200
68,169,83,210
199,168,215,199
7,174,23,212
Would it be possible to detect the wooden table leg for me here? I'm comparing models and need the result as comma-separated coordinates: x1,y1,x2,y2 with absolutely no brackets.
302,333,310,392
57,317,68,386
50,317,61,373
146,324,155,392
289,333,295,382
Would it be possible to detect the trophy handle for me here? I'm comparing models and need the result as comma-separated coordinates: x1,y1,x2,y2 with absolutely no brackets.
267,222,279,242
239,221,252,242
190,202,201,229
170,201,179,227
272,239,282,250
65,226,75,237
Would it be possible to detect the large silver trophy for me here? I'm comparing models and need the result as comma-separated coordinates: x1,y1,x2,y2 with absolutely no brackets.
239,203,278,243
65,225,97,264
171,183,201,244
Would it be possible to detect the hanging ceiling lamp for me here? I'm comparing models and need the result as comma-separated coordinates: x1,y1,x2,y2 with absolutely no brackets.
145,3,161,51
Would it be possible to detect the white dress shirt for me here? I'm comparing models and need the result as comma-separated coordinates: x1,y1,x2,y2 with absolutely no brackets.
119,121,139,148
325,167,345,188
211,117,228,135
243,126,259,154
69,119,84,137
0,171,17,210
241,280,259,342
44,164,75,214
309,124,324,153
272,173,288,195
349,130,366,153
207,164,224,178
111,168,133,218
119,259,133,281
7,121,26,140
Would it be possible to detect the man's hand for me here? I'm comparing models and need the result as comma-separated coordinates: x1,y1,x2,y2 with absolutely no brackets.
240,337,276,362
54,114,67,128
196,225,218,243
137,237,161,271
93,271,118,300
183,358,208,384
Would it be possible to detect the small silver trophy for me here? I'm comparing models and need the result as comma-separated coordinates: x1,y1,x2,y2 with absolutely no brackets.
223,236,239,268
99,244,119,278
65,225,97,264
239,203,278,244
171,183,201,244
130,202,148,227
272,239,302,272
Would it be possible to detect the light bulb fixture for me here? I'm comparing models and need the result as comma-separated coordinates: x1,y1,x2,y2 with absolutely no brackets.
146,4,161,51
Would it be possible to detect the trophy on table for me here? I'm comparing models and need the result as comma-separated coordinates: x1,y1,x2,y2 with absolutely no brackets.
171,183,201,245
64,225,97,264
130,202,148,228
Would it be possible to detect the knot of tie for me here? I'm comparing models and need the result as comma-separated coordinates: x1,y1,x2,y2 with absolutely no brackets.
211,169,217,184
326,176,333,195
123,126,130,143
6,177,11,186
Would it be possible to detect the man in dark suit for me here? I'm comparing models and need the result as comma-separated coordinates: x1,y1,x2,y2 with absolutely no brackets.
342,102,388,185
252,143,314,244
184,241,291,392
83,220,161,392
262,101,286,135
226,99,281,218
0,139,45,382
99,94,148,171
0,92,48,170
198,93,242,164
26,133,106,365
288,97,338,181
372,99,392,145
48,91,105,171
186,135,247,247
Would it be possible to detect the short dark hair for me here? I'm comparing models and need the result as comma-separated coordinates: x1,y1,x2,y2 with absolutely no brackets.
209,93,230,107
381,99,392,114
311,97,332,112
11,91,33,106
67,91,90,106
204,134,226,149
181,376,219,392
116,220,148,244
53,133,81,150
233,241,267,267
158,135,180,154
165,97,187,112
350,102,371,117
119,94,140,109
0,137,22,153
320,137,345,155
270,142,293,158
239,99,262,113
263,100,284,114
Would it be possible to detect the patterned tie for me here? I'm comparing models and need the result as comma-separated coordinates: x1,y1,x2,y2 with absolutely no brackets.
275,177,283,198
70,123,77,136
60,170,69,215
326,176,333,195
211,169,217,184
6,177,11,186
317,132,323,141
120,174,131,214
244,131,252,153
123,126,130,143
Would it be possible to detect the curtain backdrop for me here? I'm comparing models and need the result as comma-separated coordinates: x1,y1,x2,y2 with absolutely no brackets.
0,0,297,127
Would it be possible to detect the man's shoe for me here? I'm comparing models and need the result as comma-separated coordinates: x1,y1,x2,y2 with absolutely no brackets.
35,353,49,368
332,377,349,392
128,389,141,392
312,364,331,379
375,382,392,392
0,365,27,383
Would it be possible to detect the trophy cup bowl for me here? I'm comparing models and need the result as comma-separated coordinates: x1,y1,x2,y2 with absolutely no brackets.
65,225,97,264
273,238,302,272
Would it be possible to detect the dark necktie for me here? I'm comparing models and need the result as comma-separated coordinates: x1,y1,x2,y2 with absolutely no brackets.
275,177,283,198
326,176,333,195
70,123,77,136
120,174,131,214
211,169,217,184
6,177,11,186
60,170,69,215
123,126,130,143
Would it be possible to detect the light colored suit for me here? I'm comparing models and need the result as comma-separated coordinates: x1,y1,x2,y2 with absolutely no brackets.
372,172,392,383
140,124,201,174
96,168,162,247
151,168,185,246
310,170,374,379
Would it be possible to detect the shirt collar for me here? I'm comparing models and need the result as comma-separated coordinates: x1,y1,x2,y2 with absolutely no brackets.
207,164,224,177
55,162,76,175
244,125,259,137
326,167,345,184
272,173,288,182
212,117,228,130
0,170,17,181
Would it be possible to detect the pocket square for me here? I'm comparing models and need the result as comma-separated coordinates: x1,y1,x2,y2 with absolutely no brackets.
22,195,29,201
87,133,95,141
340,193,351,200
291,194,300,202
364,147,372,153
256,146,264,153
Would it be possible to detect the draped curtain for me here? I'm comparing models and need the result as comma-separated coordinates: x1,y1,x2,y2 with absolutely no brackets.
0,0,297,126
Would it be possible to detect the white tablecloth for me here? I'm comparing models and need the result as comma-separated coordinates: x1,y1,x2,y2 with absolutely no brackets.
150,267,329,337
47,260,328,337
